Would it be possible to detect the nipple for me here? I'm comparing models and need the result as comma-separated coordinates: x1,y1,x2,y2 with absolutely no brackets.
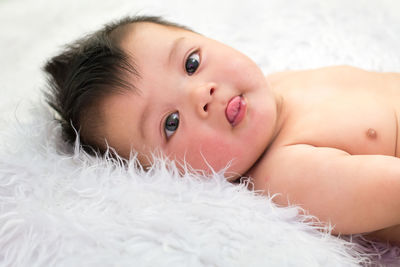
366,128,377,139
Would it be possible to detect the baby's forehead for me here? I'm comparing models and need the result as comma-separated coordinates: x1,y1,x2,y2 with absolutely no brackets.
116,22,187,44
115,22,200,71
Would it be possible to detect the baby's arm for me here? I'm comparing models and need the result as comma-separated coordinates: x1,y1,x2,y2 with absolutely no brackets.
262,144,400,235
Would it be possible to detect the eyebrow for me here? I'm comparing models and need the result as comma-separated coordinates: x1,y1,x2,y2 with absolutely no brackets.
168,37,185,65
139,103,151,141
138,37,186,141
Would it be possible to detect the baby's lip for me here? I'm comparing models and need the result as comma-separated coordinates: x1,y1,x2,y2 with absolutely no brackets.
225,95,247,127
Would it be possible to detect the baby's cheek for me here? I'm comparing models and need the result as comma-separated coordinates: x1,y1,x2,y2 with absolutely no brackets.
176,135,243,173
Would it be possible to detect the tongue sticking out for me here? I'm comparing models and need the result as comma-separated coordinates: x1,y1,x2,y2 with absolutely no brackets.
225,96,242,125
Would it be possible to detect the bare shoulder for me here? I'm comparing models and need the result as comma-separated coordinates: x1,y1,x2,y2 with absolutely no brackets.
266,65,399,78
266,65,400,96
301,65,372,79
265,65,367,87
265,69,300,87
304,65,400,79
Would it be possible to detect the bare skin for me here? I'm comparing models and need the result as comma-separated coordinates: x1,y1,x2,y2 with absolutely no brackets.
248,66,400,244
100,22,400,244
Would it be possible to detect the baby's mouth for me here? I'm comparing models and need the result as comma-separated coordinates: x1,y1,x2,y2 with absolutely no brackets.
225,95,247,127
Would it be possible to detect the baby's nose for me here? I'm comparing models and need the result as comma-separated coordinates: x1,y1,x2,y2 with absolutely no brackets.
190,83,216,118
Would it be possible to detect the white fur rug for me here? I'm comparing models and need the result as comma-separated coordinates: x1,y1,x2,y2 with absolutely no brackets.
1,0,400,266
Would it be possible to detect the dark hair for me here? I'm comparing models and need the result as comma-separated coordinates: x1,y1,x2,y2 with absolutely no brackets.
44,15,191,155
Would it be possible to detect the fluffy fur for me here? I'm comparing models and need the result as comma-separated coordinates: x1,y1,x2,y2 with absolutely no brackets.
0,107,375,266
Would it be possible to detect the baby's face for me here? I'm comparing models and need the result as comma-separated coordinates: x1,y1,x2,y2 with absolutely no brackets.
102,22,278,179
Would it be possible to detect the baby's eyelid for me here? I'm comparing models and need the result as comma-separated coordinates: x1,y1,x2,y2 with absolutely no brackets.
186,48,200,59
161,113,170,141
189,49,200,58
160,112,170,141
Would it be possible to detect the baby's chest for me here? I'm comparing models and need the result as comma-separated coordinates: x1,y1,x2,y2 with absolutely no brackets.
281,92,399,157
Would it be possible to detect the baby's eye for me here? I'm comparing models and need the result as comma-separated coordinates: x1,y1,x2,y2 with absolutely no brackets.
185,51,200,75
164,112,180,139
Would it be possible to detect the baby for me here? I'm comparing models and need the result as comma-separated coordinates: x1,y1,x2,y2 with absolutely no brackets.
44,16,400,244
